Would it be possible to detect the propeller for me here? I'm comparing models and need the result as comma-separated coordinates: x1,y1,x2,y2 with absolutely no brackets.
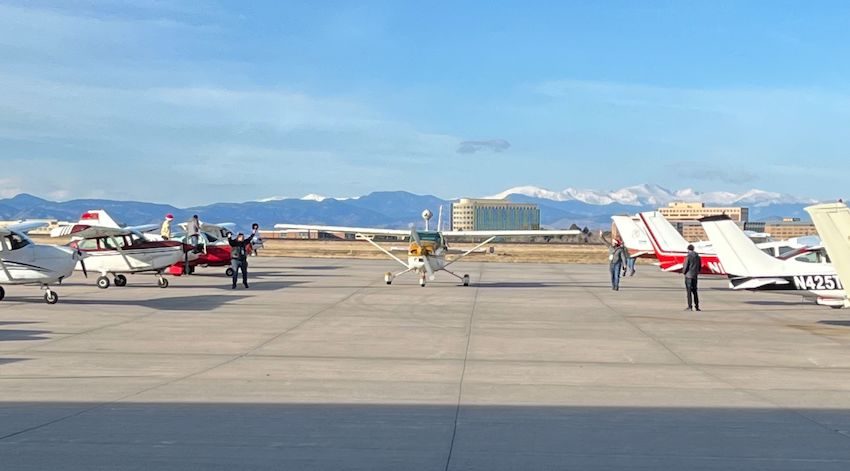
74,248,88,278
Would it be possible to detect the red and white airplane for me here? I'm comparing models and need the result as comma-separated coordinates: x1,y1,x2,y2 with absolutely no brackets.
165,222,250,276
1,221,82,304
638,211,728,275
52,210,192,289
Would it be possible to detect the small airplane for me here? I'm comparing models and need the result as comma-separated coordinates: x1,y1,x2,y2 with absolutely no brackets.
611,215,655,259
637,211,822,276
700,214,846,308
51,210,191,289
0,221,82,304
639,211,729,275
275,209,581,287
165,222,248,276
805,202,850,308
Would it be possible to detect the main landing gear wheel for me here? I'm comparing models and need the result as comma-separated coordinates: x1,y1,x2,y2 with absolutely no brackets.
225,267,234,277
462,274,470,287
114,274,128,287
419,275,426,287
97,276,110,289
158,277,169,289
385,272,393,285
0,286,5,301
44,290,59,305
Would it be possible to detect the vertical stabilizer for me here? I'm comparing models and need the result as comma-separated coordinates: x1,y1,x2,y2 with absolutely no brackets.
806,203,850,302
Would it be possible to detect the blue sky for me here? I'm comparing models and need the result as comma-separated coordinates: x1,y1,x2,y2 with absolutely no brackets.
1,0,849,205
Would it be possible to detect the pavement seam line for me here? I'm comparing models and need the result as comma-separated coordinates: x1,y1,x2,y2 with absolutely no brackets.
443,262,483,471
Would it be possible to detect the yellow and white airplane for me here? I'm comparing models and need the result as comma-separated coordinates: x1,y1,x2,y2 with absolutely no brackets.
806,202,850,307
276,209,581,287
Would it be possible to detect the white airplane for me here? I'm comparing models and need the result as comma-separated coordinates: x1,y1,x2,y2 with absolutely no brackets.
805,202,850,307
0,221,82,304
275,209,581,287
700,215,845,308
51,210,190,289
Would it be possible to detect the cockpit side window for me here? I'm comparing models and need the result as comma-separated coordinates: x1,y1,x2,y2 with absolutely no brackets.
7,233,30,250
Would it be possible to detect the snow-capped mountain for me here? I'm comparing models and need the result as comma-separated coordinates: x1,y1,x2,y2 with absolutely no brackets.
487,184,814,207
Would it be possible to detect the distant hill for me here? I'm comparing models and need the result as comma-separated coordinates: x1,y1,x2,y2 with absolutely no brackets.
0,184,825,230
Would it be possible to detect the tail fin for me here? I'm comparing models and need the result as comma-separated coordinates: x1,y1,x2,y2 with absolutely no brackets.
700,215,790,277
612,215,652,255
638,211,689,254
806,203,850,290
79,209,121,228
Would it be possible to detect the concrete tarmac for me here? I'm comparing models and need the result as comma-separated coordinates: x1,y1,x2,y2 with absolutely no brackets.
1,258,850,470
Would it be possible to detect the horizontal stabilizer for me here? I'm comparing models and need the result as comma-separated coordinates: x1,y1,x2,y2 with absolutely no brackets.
731,277,790,290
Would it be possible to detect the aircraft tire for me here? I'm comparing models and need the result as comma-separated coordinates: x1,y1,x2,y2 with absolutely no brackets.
225,268,234,277
44,291,59,305
463,274,470,287
0,286,5,301
158,278,169,289
114,275,128,287
97,276,110,289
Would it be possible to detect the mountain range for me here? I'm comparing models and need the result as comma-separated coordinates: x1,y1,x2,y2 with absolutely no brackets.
0,184,824,230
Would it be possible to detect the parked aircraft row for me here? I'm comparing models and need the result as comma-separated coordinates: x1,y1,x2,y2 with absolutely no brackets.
5,202,850,308
0,210,254,304
612,205,850,308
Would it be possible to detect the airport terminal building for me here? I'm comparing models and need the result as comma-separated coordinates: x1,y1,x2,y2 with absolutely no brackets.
451,198,540,231
656,203,817,241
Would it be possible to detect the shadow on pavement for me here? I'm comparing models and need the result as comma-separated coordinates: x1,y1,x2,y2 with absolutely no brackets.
56,295,249,311
817,320,850,327
0,327,51,342
0,403,848,470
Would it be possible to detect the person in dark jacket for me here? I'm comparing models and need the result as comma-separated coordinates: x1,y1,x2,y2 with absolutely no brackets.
608,239,629,291
682,244,701,311
228,227,256,289
187,215,202,254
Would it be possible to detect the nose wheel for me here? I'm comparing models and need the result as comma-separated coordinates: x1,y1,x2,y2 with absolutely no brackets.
462,274,470,287
157,275,169,288
225,267,234,277
96,276,111,289
385,272,394,285
44,290,59,304
419,274,426,287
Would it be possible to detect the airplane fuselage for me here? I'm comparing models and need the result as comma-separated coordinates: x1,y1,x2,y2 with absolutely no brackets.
0,244,77,285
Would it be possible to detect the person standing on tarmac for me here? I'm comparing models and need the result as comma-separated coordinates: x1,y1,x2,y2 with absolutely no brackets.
160,214,174,240
682,244,701,311
249,223,263,256
608,239,629,291
228,226,256,289
187,215,201,253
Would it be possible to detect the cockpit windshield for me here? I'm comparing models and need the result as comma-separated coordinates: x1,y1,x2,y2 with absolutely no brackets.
416,231,443,244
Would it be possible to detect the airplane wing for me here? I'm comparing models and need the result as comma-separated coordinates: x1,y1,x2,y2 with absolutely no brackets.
441,230,581,238
0,221,50,235
201,222,236,233
126,224,159,234
273,224,411,237
51,224,136,239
